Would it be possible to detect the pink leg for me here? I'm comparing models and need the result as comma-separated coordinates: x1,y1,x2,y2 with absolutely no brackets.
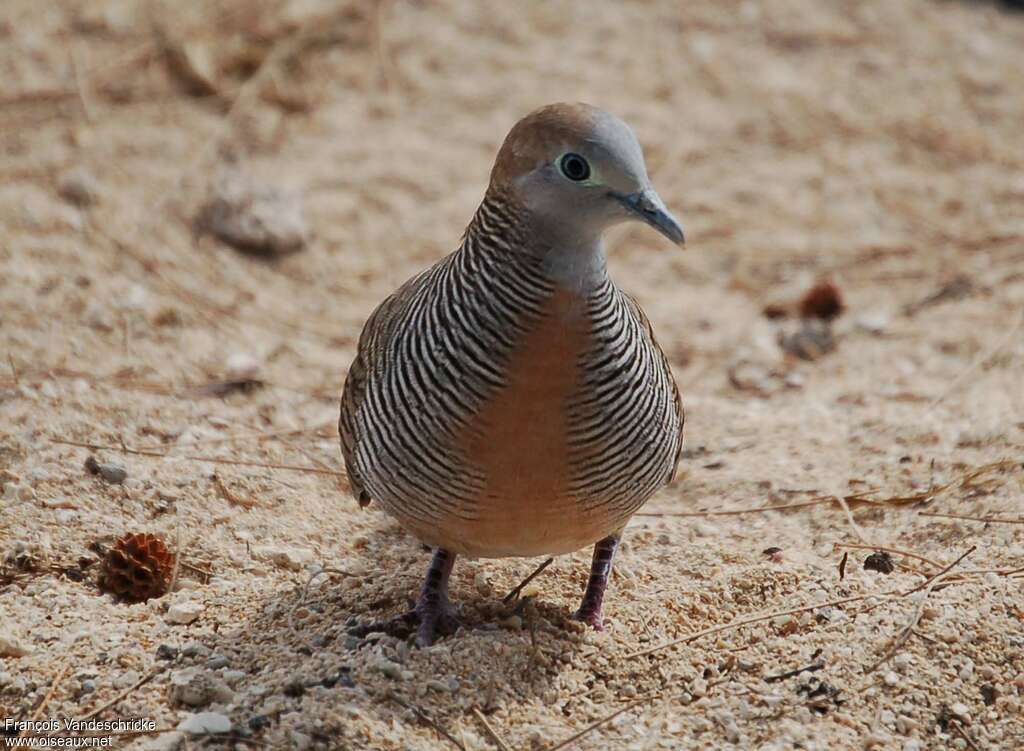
573,534,619,630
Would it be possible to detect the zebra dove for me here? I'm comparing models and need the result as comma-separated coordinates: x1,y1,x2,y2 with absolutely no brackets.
340,103,685,645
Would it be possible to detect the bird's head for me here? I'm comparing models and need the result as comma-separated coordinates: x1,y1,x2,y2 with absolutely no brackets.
488,102,684,248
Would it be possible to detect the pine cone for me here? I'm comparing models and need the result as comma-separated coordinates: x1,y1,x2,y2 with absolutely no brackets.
101,533,175,602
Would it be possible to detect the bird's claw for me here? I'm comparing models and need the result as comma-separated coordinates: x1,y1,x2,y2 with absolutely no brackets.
349,603,461,647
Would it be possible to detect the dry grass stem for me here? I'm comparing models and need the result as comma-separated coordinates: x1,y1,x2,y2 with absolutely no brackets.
544,697,649,751
832,542,946,571
50,438,345,476
29,659,71,721
386,692,465,750
864,546,975,674
472,707,515,751
919,510,1024,525
78,667,164,723
502,558,554,604
625,593,882,659
925,307,1024,413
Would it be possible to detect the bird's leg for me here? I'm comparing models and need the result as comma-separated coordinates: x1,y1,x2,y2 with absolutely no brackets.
349,547,460,647
413,547,459,646
572,534,619,630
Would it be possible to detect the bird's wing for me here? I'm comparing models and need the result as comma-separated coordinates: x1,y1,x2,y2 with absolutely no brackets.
622,291,686,481
339,266,435,507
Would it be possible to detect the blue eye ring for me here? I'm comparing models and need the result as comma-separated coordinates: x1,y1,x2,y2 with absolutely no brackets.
559,153,590,182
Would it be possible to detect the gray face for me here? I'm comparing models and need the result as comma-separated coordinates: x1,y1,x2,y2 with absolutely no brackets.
514,111,684,248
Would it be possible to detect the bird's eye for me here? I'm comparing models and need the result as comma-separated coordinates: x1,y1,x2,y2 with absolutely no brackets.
559,153,591,182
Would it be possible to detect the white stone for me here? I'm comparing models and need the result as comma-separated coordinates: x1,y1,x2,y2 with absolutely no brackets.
139,730,184,751
0,632,33,657
225,352,260,380
113,670,140,689
473,570,492,597
252,545,314,571
950,702,971,722
177,712,231,735
166,599,204,625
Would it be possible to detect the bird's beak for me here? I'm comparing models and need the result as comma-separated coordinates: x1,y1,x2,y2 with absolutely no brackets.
617,188,685,246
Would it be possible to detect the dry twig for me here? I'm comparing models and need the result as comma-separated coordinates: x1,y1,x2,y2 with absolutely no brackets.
545,698,649,751
79,667,164,722
51,438,345,477
919,510,1023,525
212,472,257,509
625,593,882,659
29,659,71,721
925,307,1024,413
473,707,514,751
864,546,976,674
503,558,554,604
386,692,465,751
832,542,945,572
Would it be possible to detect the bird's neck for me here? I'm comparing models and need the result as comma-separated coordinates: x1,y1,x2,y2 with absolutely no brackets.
464,187,609,295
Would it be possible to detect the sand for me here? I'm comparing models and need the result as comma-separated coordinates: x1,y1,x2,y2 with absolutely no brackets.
2,1,1023,749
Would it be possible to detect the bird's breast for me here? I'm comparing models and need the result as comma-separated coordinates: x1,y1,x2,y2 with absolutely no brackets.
444,287,612,555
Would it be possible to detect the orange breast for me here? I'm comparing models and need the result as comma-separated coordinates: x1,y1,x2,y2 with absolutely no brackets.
435,287,621,557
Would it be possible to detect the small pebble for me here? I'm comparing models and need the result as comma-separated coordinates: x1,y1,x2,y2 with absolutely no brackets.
374,657,404,680
84,456,127,484
694,521,718,537
474,570,493,597
166,600,204,625
248,715,270,731
0,632,33,657
197,173,308,256
884,671,900,687
113,670,140,689
949,702,971,723
896,715,918,735
181,642,211,658
156,644,179,660
206,655,229,670
79,679,96,694
222,670,247,684
177,712,232,735
169,668,234,707
863,732,890,749
251,545,314,572
500,615,523,630
57,167,101,207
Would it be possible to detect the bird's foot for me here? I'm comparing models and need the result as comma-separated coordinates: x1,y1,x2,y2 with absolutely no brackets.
349,547,460,647
349,601,461,646
571,603,605,631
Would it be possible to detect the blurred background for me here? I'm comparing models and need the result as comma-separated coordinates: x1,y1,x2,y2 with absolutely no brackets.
2,1,1023,749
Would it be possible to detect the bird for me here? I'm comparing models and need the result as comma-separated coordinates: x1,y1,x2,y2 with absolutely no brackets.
340,102,685,646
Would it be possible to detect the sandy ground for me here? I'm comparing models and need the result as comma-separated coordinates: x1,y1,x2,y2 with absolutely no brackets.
2,1,1024,749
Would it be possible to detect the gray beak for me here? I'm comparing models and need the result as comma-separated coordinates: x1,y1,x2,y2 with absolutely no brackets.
617,189,685,245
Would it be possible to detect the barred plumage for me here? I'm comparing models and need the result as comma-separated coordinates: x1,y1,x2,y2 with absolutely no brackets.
340,102,686,644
